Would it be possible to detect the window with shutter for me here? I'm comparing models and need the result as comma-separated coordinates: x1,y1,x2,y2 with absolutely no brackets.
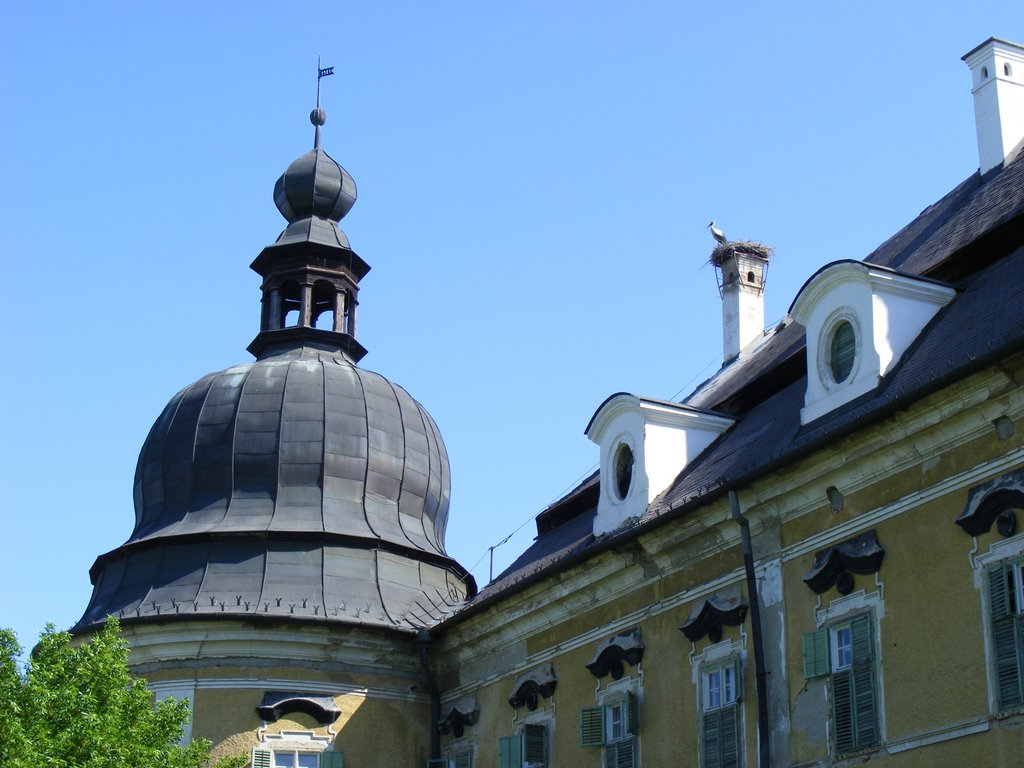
253,749,272,768
453,750,473,768
830,614,878,754
803,614,879,755
700,658,741,768
988,562,1024,710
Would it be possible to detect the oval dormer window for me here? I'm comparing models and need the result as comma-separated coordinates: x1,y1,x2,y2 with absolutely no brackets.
614,443,634,500
830,320,856,382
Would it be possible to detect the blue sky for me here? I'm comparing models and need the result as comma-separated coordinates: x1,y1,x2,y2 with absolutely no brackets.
2,3,1021,651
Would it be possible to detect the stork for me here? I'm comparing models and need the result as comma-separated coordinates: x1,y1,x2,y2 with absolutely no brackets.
708,220,728,245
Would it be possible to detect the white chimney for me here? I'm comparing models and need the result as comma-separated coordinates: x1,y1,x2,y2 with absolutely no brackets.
962,37,1024,175
713,244,770,362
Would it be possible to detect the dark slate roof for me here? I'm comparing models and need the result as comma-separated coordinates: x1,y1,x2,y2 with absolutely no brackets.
441,148,1024,629
77,343,473,633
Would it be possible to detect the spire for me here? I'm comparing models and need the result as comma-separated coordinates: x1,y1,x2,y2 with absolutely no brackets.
314,56,334,151
247,78,370,363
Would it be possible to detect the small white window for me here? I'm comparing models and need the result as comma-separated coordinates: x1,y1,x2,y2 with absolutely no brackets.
608,700,627,741
831,623,853,671
702,663,737,711
274,752,319,768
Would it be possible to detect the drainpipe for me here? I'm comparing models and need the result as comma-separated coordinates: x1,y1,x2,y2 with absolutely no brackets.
729,490,771,768
416,628,441,761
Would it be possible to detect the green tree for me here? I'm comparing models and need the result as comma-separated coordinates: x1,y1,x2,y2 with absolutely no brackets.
0,616,246,768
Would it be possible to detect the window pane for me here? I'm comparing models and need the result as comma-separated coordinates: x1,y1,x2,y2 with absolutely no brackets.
297,754,318,768
1015,564,1024,615
274,753,293,768
830,321,855,382
708,669,721,709
609,703,624,741
833,626,852,670
723,665,735,704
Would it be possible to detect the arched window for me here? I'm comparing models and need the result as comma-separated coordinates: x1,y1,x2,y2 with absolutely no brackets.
311,281,336,330
280,280,301,328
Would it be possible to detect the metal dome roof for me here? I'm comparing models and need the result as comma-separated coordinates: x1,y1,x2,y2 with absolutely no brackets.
76,97,475,635
77,344,473,631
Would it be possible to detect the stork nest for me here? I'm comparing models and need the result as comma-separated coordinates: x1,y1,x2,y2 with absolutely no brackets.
709,240,773,267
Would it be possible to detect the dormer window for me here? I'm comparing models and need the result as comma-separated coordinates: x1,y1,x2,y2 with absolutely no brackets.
586,394,733,536
791,261,956,424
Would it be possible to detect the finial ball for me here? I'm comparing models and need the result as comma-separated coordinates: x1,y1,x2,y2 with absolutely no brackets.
310,107,327,127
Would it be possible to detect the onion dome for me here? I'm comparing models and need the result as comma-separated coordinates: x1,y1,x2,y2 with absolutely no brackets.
273,109,356,224
269,107,357,252
75,104,475,634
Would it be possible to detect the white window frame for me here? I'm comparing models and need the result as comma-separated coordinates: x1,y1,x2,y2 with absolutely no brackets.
972,531,1024,713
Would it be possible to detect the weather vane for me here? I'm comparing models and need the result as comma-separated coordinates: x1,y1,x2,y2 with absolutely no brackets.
316,54,335,109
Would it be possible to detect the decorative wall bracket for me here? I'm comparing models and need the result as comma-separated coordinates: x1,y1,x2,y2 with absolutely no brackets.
508,664,557,710
802,530,884,595
956,469,1024,537
585,627,645,679
256,691,341,725
679,591,748,642
438,696,478,737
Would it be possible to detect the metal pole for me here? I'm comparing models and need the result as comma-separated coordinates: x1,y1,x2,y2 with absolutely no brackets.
729,490,771,768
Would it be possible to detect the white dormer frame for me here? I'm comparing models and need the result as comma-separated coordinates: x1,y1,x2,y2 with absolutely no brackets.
586,394,734,536
790,261,957,424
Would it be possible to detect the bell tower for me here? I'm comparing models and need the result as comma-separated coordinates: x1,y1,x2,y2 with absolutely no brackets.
248,103,370,362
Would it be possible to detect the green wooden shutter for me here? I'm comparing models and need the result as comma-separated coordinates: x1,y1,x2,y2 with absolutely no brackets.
832,667,855,752
732,656,743,702
850,614,873,663
703,705,739,768
852,614,877,748
580,706,606,747
720,703,740,768
425,760,449,768
702,710,722,768
499,734,522,768
454,750,473,768
803,628,830,678
604,736,635,768
320,752,343,768
989,564,1024,709
252,749,272,768
524,723,547,767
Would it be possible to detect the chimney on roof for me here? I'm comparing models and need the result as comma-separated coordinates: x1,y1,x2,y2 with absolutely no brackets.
962,37,1024,175
711,240,771,362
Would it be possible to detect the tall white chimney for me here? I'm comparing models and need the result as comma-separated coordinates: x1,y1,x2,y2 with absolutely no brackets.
962,38,1024,175
713,244,770,362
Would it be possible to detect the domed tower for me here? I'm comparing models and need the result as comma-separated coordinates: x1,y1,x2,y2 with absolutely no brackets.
75,96,474,766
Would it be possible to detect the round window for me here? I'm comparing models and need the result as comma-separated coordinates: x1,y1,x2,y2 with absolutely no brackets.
830,320,856,382
614,443,634,500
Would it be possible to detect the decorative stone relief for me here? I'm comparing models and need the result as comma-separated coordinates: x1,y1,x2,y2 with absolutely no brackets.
585,627,645,679
256,691,341,725
438,696,479,737
508,664,557,710
802,530,884,595
679,590,748,643
956,469,1024,537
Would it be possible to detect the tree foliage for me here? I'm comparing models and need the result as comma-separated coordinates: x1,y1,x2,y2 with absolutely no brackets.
0,617,245,768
